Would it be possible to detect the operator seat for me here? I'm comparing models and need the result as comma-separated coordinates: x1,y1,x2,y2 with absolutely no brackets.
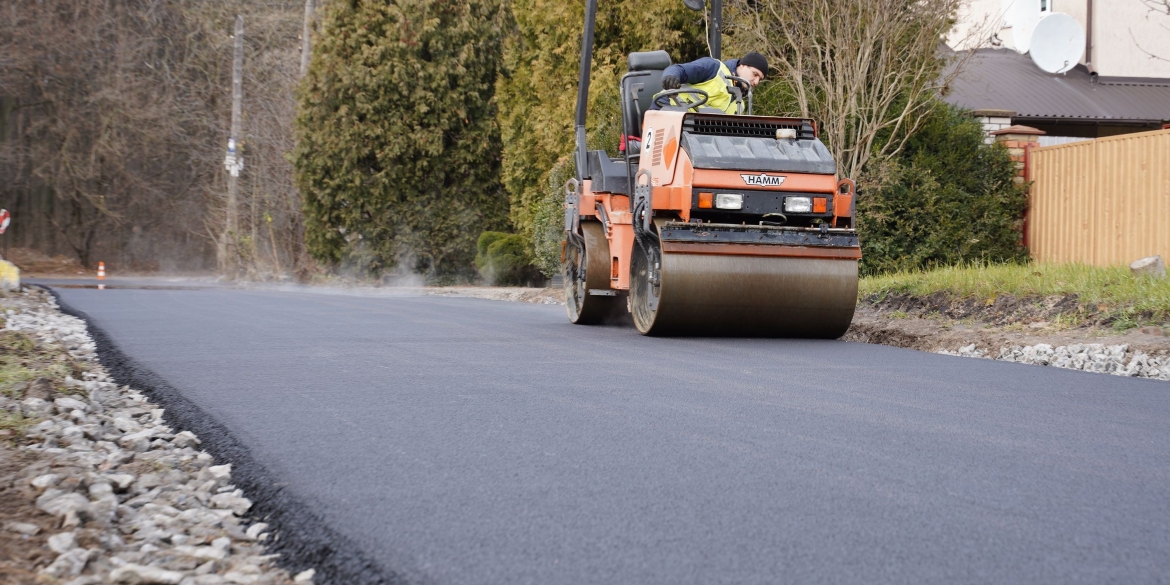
620,50,671,154
585,51,670,196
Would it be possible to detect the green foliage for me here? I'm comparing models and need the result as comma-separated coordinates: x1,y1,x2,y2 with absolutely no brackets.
498,0,706,254
856,103,1029,275
0,329,86,401
294,0,509,281
475,231,542,285
531,158,574,276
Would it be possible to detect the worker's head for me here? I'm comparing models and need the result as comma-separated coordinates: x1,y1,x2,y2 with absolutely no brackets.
736,52,769,87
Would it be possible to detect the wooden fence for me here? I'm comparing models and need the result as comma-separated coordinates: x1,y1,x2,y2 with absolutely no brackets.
1027,128,1170,266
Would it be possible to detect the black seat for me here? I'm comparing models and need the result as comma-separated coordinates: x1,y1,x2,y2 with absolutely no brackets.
620,51,671,142
587,150,630,195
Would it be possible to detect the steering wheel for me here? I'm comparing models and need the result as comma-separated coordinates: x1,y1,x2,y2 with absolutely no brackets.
725,75,754,114
653,88,709,112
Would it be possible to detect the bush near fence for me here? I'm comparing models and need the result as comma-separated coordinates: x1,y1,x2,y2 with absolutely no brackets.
857,104,1029,276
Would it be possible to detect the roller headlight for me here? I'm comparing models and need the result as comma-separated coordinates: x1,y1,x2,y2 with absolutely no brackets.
783,196,812,213
715,193,743,210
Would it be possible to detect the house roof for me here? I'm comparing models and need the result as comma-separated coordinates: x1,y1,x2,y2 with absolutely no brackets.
944,49,1170,123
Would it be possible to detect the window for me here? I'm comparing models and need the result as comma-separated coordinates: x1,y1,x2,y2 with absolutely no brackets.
1040,0,1051,12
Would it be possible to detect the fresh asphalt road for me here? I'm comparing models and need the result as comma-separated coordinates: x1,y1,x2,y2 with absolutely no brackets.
47,284,1170,584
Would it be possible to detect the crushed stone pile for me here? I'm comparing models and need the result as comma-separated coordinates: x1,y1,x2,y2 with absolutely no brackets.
1,289,314,585
940,342,1170,380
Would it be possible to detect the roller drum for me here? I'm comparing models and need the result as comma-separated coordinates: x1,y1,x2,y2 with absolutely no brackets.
633,247,858,337
565,221,626,324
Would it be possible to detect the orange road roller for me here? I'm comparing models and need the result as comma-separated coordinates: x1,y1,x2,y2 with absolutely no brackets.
562,1,859,337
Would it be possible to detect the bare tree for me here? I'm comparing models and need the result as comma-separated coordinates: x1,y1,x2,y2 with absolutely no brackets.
725,0,973,180
181,2,311,279
1133,0,1170,62
0,0,311,277
0,0,213,269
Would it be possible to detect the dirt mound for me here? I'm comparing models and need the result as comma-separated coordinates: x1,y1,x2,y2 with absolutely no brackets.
863,292,1110,326
2,248,88,275
846,294,1170,358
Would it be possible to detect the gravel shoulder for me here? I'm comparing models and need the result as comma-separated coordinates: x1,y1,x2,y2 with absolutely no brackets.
0,288,315,585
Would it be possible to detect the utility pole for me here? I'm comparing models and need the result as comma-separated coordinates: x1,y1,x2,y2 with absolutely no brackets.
300,0,314,76
222,15,244,274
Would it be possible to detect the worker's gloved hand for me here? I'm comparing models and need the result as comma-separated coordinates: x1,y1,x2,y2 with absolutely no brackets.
661,75,681,90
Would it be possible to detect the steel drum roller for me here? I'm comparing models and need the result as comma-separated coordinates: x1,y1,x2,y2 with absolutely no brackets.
633,250,858,337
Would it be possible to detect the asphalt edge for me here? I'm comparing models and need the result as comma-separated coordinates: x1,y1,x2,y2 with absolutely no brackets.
43,286,404,585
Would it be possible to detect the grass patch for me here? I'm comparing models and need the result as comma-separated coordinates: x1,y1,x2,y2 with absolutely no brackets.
0,409,38,444
859,262,1170,327
0,330,86,399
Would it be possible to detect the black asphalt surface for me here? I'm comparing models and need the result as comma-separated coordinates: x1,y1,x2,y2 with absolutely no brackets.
47,284,1170,584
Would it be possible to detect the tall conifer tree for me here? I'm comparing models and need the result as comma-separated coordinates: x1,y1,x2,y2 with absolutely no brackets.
295,0,508,279
497,0,705,247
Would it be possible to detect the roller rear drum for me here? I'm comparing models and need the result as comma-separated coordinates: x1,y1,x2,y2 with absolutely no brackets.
631,239,859,337
564,221,626,324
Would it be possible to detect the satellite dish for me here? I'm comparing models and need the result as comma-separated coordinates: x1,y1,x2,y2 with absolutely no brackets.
1004,0,1043,54
1030,12,1085,74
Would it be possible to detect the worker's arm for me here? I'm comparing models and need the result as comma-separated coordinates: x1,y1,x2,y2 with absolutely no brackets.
662,57,722,88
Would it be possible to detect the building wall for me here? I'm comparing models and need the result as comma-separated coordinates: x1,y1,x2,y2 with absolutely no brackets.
1094,1,1170,78
948,0,1170,79
948,0,1010,51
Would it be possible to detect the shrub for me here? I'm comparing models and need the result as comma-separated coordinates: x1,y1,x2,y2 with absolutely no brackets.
294,0,509,282
530,157,574,277
476,232,543,285
856,103,1028,275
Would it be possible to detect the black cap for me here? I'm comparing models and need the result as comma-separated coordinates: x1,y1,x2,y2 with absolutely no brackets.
739,51,769,78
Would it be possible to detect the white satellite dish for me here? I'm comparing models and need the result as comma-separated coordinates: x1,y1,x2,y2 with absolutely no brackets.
1030,12,1086,74
1005,0,1043,54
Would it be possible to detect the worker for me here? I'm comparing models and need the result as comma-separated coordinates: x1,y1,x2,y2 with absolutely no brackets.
655,51,769,114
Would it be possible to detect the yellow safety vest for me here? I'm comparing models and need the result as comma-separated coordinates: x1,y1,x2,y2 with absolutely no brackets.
658,62,741,115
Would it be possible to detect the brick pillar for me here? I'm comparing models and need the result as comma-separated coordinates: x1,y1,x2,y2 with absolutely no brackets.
991,125,1045,186
990,125,1045,251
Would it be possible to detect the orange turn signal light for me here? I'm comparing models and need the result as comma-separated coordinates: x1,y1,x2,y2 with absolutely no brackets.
698,192,713,209
813,197,827,213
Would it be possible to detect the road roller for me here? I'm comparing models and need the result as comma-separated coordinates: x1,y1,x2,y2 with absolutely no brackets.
562,0,860,337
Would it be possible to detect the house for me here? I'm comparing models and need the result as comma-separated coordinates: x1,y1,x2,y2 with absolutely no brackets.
944,0,1170,145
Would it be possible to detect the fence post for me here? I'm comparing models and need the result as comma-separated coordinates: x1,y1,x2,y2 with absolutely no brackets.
991,125,1046,251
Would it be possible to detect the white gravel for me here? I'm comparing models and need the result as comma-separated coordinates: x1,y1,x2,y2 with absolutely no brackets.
940,342,1170,380
1,288,307,585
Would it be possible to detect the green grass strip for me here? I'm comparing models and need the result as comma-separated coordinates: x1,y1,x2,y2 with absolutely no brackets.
859,262,1170,322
